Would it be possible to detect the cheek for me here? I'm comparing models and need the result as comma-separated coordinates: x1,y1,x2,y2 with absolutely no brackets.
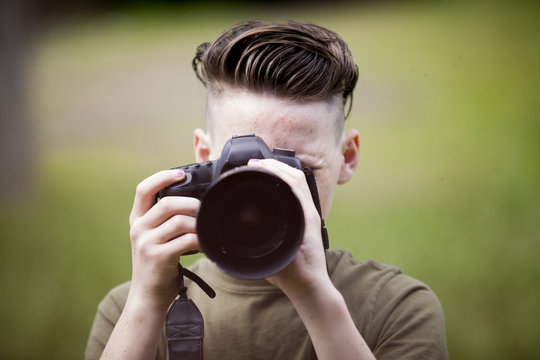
313,159,342,217
311,171,333,215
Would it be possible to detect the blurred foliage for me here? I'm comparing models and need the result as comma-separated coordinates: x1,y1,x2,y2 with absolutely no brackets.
0,1,539,359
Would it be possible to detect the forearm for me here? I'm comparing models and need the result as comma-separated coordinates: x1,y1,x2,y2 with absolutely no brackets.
287,283,376,360
100,169,199,359
100,294,167,360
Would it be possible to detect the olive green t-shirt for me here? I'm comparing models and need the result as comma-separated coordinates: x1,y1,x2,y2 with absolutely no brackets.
85,249,448,359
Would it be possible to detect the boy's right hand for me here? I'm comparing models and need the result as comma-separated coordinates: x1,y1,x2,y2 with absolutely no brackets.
127,169,201,312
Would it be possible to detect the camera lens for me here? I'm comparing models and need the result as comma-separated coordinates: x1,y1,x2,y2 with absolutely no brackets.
197,167,304,279
219,180,288,258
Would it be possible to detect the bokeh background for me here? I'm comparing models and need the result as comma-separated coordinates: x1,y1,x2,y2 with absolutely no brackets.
1,0,539,359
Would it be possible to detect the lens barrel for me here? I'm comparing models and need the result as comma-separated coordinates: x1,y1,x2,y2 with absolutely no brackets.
197,167,304,279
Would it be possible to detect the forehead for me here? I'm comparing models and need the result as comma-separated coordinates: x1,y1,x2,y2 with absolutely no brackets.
206,88,342,153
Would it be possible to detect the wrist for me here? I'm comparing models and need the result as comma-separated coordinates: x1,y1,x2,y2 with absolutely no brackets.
283,276,340,308
286,282,375,360
125,287,172,319
101,288,171,360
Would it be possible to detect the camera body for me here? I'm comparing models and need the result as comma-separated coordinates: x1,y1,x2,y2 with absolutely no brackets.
157,134,328,279
158,134,302,200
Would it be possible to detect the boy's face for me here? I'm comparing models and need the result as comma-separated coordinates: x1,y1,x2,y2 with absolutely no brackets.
197,86,357,218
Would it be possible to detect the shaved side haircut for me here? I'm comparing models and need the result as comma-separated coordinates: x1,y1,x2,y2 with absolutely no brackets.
192,20,358,119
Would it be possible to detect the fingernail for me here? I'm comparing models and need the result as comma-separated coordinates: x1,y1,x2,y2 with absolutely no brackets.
176,169,185,178
249,159,261,163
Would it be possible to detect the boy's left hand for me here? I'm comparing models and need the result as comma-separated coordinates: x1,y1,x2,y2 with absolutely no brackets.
247,159,333,299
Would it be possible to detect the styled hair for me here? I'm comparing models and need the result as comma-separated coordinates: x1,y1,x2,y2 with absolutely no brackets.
193,20,358,116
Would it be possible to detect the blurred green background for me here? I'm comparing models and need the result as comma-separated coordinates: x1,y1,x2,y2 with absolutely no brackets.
1,1,539,359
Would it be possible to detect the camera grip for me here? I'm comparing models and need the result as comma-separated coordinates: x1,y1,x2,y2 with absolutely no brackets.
156,162,215,202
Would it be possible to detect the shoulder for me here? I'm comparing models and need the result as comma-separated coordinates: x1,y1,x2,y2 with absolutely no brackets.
327,249,448,359
327,249,439,305
370,271,447,359
97,281,131,322
327,249,403,295
85,282,131,360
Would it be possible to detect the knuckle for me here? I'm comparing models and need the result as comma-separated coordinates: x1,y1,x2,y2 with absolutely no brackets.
186,198,201,214
135,238,155,259
171,215,185,229
183,232,196,243
157,196,175,212
135,181,150,196
188,196,201,208
185,233,199,248
158,196,199,215
128,210,142,227
129,222,141,241
291,167,305,179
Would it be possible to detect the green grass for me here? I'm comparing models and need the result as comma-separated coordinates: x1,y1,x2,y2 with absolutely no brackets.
1,1,539,359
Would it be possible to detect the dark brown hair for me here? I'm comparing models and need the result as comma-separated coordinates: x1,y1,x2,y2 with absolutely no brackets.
193,20,358,115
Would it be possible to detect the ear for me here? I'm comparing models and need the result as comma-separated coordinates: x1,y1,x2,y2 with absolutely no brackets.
338,129,360,184
193,128,211,163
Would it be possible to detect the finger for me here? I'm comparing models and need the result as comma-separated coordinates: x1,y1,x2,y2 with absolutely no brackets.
148,214,197,245
160,233,201,259
138,196,200,231
247,159,320,223
247,159,312,200
129,169,186,225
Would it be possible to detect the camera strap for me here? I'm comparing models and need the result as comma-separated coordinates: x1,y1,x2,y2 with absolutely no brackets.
302,168,329,249
166,264,215,360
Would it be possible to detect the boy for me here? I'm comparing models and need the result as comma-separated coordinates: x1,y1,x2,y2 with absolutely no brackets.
86,20,448,360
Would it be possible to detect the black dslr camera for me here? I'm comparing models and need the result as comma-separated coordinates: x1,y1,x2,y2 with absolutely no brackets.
157,134,329,279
